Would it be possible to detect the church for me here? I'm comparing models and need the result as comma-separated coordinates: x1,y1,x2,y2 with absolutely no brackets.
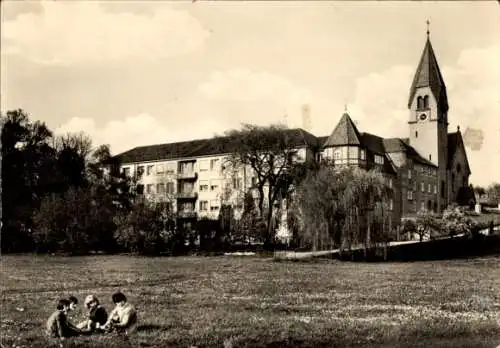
319,30,472,225
114,30,472,230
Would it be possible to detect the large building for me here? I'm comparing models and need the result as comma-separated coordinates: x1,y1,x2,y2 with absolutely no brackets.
113,32,471,233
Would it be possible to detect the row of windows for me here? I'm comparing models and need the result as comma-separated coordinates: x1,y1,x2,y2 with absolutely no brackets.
199,200,220,212
407,167,437,180
407,184,437,200
123,158,222,177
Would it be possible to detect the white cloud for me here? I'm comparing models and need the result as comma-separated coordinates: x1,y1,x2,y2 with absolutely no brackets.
1,2,209,65
198,68,316,128
55,113,176,155
347,43,500,187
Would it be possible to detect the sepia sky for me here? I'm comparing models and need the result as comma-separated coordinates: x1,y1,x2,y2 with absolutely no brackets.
1,1,499,186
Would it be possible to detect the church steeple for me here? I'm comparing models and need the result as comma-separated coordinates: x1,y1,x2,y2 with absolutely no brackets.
408,29,449,113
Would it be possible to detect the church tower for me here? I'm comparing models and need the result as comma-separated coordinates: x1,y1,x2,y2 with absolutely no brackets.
408,25,449,211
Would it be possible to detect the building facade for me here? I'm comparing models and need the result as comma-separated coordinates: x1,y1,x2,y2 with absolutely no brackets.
113,34,472,233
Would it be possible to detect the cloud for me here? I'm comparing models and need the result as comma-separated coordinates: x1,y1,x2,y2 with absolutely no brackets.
1,2,209,65
198,68,316,127
348,43,500,187
55,113,176,155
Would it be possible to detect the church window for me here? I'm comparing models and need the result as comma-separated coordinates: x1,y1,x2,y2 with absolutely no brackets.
415,131,418,138
423,95,429,108
429,154,432,161
417,96,424,109
419,113,427,121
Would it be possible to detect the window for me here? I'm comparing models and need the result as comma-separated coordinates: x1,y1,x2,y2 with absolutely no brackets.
374,155,384,165
428,183,431,193
210,179,220,191
360,149,366,160
199,201,208,211
389,199,394,211
428,154,432,161
232,177,242,190
417,96,423,109
166,182,174,194
420,201,425,212
210,200,219,211
199,180,208,192
408,169,412,179
199,160,209,172
136,184,144,195
415,131,418,138
423,95,429,109
433,184,437,194
407,190,413,200
388,178,393,189
137,166,144,177
210,159,219,171
157,183,165,195
413,181,417,191
156,164,164,174
122,167,130,177
251,177,257,187
334,150,341,159
421,182,425,192
146,184,154,194
146,165,154,175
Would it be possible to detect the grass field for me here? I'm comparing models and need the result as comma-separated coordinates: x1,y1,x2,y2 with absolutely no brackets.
1,255,500,348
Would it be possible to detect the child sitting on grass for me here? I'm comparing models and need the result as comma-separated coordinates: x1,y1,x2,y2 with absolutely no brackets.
77,295,108,334
102,292,137,335
45,299,81,343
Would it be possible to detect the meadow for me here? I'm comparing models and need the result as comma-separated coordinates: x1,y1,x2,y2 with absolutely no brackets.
1,255,500,348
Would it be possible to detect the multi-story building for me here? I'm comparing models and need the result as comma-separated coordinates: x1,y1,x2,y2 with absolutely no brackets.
113,31,472,234
113,130,319,230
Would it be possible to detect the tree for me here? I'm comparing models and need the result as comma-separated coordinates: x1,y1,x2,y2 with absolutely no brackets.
486,183,500,205
217,124,305,249
415,210,441,242
293,165,392,255
441,204,479,237
1,110,55,252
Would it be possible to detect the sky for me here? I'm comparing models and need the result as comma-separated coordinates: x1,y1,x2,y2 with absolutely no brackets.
1,1,499,187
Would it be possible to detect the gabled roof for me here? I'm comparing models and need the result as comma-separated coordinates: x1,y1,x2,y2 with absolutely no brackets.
408,38,449,112
447,131,471,173
323,113,362,147
383,137,438,168
114,128,320,164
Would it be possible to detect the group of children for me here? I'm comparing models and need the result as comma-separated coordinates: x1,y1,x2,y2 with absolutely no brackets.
46,292,137,344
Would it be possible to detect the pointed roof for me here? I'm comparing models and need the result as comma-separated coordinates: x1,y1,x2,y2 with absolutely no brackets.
447,129,471,174
323,112,362,147
408,37,449,112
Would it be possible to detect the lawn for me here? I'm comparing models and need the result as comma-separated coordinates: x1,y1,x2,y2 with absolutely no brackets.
1,255,500,348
